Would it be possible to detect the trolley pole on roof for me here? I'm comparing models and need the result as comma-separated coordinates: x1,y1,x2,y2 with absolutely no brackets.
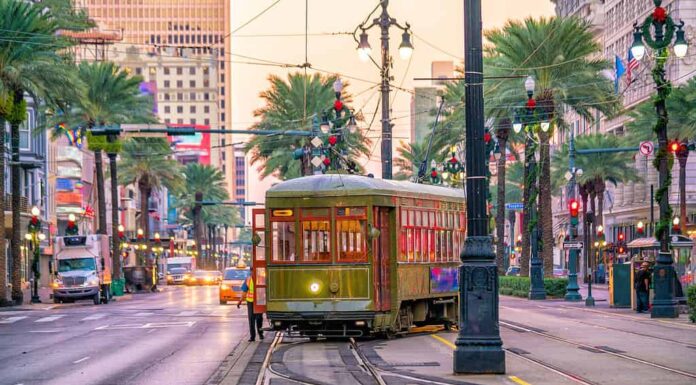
453,0,505,374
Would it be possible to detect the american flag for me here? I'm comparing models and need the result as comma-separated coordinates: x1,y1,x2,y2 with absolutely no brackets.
626,49,639,85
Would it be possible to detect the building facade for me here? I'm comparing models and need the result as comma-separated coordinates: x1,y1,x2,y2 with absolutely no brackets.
551,0,696,271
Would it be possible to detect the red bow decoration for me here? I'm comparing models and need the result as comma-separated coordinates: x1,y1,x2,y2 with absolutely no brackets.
334,100,343,111
483,132,492,143
431,170,438,178
653,7,667,23
449,157,458,164
31,217,38,225
328,136,337,146
526,98,536,109
323,157,331,166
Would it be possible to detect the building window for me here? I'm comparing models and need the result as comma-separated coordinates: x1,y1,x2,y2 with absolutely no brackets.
177,106,183,113
203,67,209,75
204,106,210,113
177,119,183,124
190,106,196,113
164,118,171,124
19,110,34,150
135,67,142,75
190,119,196,125
164,93,170,101
176,67,183,75
177,93,183,100
204,93,209,100
189,80,196,88
164,106,171,113
164,67,170,75
203,79,210,88
190,92,196,100
189,67,196,75
204,118,210,126
164,80,170,88
220,86,225,96
220,113,225,122
176,80,183,88
222,151,225,161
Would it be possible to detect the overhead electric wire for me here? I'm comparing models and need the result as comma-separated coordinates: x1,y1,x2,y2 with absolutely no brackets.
226,0,283,40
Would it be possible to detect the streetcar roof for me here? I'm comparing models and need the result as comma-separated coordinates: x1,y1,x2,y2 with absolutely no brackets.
267,174,465,200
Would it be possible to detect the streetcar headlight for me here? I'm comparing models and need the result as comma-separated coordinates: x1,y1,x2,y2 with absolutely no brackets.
309,282,320,293
355,321,366,326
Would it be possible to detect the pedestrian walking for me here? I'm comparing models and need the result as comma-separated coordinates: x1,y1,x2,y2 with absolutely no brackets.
238,267,264,341
635,262,651,313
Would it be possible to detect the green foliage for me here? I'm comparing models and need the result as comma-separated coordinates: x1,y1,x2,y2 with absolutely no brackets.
176,163,239,226
687,285,696,323
245,73,371,180
118,137,183,193
499,276,568,298
40,0,96,31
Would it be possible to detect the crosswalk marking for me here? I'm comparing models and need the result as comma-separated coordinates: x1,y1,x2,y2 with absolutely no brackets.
0,316,27,324
81,314,106,321
35,315,64,323
176,311,197,317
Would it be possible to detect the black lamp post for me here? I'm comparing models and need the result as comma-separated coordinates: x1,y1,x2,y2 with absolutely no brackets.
356,0,413,180
630,0,688,318
564,127,583,301
453,0,505,374
27,206,45,304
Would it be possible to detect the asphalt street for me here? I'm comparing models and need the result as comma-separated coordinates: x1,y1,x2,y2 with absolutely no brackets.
0,286,248,385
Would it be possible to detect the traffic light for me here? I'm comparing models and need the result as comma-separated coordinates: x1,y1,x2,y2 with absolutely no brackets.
569,199,579,226
618,232,625,242
670,141,680,153
636,221,645,235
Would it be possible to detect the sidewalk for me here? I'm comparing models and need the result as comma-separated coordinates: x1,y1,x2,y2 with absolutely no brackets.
0,285,135,310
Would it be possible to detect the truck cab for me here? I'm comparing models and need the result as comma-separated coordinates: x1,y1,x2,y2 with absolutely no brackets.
52,235,112,305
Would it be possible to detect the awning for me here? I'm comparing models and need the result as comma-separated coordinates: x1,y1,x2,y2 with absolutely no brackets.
627,236,694,249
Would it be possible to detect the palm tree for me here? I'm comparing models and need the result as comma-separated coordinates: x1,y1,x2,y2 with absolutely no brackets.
484,17,620,277
551,133,640,273
494,119,512,275
245,73,371,180
118,138,183,249
56,61,155,282
627,78,696,233
492,160,524,273
0,0,82,304
176,164,236,268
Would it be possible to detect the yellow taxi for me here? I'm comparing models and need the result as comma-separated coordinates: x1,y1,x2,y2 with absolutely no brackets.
219,267,250,305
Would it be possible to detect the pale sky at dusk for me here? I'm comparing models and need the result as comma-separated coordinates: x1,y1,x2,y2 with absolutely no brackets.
231,0,556,212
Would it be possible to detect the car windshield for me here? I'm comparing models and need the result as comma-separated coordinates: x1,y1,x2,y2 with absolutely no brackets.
167,263,191,272
58,258,96,272
224,269,249,280
169,268,187,274
193,271,211,277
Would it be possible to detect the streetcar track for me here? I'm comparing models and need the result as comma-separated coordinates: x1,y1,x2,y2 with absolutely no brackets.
504,347,599,385
500,320,696,380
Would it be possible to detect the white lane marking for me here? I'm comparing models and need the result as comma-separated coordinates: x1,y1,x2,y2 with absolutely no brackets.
81,313,106,321
0,316,27,324
35,315,64,323
134,312,153,317
142,321,196,329
29,329,62,333
72,356,90,364
175,311,197,317
146,329,157,334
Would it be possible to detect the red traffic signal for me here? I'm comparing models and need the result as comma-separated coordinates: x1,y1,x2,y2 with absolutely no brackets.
569,199,579,216
670,141,680,153
618,232,625,242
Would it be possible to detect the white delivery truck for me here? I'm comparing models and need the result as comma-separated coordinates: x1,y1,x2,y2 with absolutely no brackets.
52,235,112,305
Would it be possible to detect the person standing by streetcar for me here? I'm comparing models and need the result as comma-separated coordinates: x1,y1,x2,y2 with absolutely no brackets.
635,262,651,313
238,266,264,341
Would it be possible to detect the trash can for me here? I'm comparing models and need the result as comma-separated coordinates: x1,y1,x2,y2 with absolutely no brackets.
111,278,125,296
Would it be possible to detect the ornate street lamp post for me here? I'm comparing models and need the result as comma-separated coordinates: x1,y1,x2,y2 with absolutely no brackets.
356,0,413,179
26,206,46,304
453,0,505,374
564,128,583,301
630,0,688,318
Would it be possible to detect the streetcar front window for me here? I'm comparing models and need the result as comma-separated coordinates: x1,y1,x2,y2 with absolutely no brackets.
301,220,331,262
271,221,296,262
337,219,367,262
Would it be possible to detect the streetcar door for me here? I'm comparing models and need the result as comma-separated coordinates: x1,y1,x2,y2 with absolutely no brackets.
374,207,391,311
252,209,267,314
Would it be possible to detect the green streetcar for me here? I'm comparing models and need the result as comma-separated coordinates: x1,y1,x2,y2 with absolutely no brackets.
250,174,464,338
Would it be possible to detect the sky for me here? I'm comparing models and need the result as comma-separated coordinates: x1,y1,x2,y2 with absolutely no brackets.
231,0,556,215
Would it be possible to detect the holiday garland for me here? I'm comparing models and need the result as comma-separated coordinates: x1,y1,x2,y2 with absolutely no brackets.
652,47,674,243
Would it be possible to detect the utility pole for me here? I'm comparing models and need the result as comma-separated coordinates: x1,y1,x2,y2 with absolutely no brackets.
453,0,505,374
193,192,203,269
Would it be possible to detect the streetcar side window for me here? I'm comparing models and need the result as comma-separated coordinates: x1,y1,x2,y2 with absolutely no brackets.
336,208,368,263
300,208,331,263
271,221,296,262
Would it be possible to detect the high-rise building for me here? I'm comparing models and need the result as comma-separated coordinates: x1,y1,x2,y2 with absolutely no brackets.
409,61,454,144
74,0,236,205
551,0,696,267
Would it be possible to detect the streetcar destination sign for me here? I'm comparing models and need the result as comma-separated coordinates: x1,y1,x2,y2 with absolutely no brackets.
563,242,583,249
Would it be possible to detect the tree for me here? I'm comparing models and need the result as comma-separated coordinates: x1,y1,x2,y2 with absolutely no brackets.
626,78,696,233
492,160,524,273
245,73,370,180
176,164,237,268
118,138,183,249
0,0,82,304
56,61,155,282
494,120,511,275
551,133,640,273
484,17,620,277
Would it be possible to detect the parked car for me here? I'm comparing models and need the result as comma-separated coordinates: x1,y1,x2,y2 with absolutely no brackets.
506,266,520,276
219,268,251,305
166,267,189,285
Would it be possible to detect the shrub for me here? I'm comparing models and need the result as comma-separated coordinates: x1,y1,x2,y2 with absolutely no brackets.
498,276,569,298
687,285,696,323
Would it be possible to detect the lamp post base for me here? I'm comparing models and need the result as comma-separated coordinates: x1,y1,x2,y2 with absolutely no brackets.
453,236,506,374
565,249,582,301
651,253,679,318
30,296,41,304
528,260,546,300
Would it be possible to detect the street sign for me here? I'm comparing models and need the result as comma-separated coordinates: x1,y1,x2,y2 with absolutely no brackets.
505,203,524,210
311,156,323,168
563,242,583,249
311,136,323,148
639,141,654,156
